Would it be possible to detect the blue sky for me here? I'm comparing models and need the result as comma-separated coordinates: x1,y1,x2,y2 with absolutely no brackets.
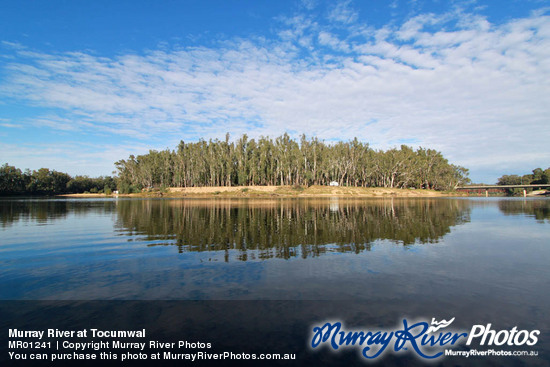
1,0,549,183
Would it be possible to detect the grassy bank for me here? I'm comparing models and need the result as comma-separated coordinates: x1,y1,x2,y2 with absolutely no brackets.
59,185,463,198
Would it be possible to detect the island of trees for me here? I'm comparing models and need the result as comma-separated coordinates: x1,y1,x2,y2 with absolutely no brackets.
115,134,469,192
1,134,470,195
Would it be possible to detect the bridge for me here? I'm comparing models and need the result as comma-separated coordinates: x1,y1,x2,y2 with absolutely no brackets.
456,184,550,197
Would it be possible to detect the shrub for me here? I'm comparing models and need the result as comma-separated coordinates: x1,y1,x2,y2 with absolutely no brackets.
292,184,305,192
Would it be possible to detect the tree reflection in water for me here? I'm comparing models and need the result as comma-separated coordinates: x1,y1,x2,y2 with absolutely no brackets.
498,199,550,222
114,198,471,261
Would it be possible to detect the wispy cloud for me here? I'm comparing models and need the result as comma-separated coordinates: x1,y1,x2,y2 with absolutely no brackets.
327,0,359,25
0,118,23,129
1,3,549,181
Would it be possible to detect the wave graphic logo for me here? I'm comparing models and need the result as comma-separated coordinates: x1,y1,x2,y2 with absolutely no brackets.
427,317,455,334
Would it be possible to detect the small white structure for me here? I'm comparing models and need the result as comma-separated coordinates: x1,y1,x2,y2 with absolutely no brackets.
329,181,339,186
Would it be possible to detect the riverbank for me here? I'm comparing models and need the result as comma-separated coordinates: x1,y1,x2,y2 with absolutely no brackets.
59,185,463,198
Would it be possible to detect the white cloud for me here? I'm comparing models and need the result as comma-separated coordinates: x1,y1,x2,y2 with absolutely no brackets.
1,8,549,182
327,0,359,25
396,13,441,41
318,31,351,52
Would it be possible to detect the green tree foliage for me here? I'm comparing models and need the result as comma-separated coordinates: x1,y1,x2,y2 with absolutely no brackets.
0,163,116,195
65,175,116,193
498,168,550,186
497,167,550,195
22,168,71,195
115,134,470,191
497,175,523,185
531,168,550,184
0,164,28,194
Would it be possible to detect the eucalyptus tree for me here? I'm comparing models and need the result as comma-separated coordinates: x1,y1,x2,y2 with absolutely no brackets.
113,134,469,191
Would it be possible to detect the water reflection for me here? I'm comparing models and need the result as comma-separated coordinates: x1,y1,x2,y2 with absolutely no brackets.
1,197,548,364
114,198,471,260
0,198,549,305
0,198,115,228
498,199,550,222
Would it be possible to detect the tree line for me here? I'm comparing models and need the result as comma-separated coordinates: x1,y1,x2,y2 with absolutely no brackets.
497,167,550,186
115,133,470,192
0,164,116,195
1,134,471,195
497,167,550,195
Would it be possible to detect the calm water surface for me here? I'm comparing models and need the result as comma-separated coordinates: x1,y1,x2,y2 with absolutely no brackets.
1,197,549,303
2,197,549,366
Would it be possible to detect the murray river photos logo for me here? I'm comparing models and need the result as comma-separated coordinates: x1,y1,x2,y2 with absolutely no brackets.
310,317,540,361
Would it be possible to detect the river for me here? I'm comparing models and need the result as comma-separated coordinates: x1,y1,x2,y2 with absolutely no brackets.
1,197,549,365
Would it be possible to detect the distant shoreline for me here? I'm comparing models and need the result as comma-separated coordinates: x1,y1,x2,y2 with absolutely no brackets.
58,185,464,198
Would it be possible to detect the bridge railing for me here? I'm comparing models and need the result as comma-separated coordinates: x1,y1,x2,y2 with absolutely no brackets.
456,184,550,197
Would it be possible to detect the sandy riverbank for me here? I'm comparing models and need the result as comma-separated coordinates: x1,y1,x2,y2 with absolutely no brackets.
59,185,460,198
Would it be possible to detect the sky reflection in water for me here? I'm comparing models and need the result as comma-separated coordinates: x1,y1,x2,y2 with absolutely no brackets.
0,197,548,303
